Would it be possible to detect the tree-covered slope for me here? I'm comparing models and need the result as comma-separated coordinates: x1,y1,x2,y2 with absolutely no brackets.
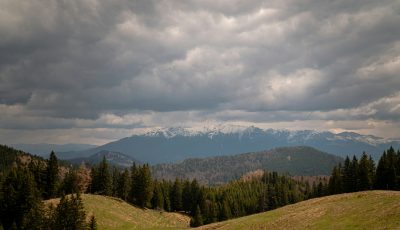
196,190,400,230
152,146,343,185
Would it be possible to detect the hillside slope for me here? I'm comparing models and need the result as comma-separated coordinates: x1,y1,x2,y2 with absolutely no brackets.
197,190,400,230
47,194,190,230
152,146,342,184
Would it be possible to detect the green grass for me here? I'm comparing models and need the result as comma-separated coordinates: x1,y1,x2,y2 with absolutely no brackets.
47,194,190,230
196,190,400,230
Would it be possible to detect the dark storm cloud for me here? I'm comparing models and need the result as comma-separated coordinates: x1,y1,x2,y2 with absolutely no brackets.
0,0,400,142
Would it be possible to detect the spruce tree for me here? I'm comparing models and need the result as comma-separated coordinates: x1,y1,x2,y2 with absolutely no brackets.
117,169,130,201
129,163,138,204
342,156,351,192
133,164,153,208
46,151,59,198
376,151,388,189
53,193,87,230
151,181,164,210
328,165,343,194
62,169,80,194
171,178,183,211
190,205,203,227
357,152,373,190
182,179,192,212
112,167,119,197
97,156,112,195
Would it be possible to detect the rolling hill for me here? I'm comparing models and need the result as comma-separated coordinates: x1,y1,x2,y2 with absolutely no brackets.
196,190,400,230
152,146,342,184
46,194,190,230
54,126,400,164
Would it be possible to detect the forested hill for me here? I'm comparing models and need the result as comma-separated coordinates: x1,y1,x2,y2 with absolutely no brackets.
0,144,46,174
152,146,343,185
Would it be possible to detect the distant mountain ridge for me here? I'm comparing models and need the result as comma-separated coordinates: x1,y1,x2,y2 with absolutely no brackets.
67,150,140,168
55,126,400,164
10,143,97,157
151,146,343,185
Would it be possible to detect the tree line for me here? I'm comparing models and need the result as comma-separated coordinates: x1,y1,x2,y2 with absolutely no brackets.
0,149,96,230
328,146,400,194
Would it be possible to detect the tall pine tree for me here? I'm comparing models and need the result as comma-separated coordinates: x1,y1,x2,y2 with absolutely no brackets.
46,151,59,199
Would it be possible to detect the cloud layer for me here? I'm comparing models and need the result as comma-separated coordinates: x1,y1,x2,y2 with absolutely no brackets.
1,0,400,144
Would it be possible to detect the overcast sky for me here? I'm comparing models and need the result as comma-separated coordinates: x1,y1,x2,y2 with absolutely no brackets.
1,0,400,145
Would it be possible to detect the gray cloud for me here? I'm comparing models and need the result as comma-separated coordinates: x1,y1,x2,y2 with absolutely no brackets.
0,0,400,143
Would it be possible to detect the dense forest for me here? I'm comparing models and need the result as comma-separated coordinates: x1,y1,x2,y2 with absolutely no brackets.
151,146,342,185
1,144,399,229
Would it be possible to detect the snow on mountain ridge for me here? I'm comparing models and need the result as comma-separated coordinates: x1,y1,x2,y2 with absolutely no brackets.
139,125,391,145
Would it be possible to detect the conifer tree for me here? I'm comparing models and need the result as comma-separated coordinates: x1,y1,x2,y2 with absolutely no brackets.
53,193,87,230
171,178,183,211
112,167,120,197
376,151,388,189
129,163,138,204
219,200,231,221
96,156,112,195
182,179,192,212
190,205,203,227
133,164,153,208
117,169,130,201
0,167,44,229
46,151,59,198
329,165,343,194
62,169,80,194
357,152,373,190
151,181,164,210
342,156,353,192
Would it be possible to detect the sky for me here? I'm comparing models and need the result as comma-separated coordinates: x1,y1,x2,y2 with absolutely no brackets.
1,0,400,145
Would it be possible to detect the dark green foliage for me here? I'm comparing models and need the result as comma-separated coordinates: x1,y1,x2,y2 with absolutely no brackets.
131,164,153,208
190,205,203,227
171,178,183,211
117,169,130,201
91,156,112,195
112,167,119,197
0,167,44,229
52,193,87,230
45,151,59,199
182,179,192,212
376,147,398,189
357,153,374,190
329,147,400,195
62,169,81,194
328,165,343,194
128,163,138,204
151,180,164,210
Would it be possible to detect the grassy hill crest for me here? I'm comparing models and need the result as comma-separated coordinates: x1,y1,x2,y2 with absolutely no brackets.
196,190,400,230
46,194,190,230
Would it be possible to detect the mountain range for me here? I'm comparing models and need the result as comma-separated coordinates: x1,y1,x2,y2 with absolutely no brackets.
53,126,400,164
